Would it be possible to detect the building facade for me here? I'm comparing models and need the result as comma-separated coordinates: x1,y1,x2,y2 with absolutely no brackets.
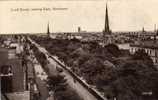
130,43,158,65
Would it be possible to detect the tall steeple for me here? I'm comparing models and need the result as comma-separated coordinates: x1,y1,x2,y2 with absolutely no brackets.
104,3,110,34
47,22,50,37
102,3,112,47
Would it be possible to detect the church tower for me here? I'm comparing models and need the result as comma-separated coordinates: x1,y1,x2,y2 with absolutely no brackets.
47,22,50,37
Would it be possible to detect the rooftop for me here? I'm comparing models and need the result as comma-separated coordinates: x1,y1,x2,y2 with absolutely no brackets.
130,40,158,49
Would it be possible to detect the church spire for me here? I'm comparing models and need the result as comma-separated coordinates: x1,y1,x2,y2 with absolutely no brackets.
104,3,110,34
102,3,112,47
47,22,50,37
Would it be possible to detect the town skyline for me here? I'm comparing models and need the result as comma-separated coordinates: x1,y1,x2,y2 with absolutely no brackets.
1,0,158,33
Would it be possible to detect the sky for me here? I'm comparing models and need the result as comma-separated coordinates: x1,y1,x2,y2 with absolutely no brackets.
0,0,158,34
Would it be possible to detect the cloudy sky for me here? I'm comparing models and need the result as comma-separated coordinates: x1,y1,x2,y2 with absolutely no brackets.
0,0,158,34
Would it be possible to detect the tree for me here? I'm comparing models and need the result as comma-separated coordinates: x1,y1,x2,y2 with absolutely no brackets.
107,60,158,100
105,44,121,57
54,88,83,100
46,74,67,100
46,74,83,100
46,74,67,92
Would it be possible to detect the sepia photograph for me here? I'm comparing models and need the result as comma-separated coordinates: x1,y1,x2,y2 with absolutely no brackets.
1,0,158,100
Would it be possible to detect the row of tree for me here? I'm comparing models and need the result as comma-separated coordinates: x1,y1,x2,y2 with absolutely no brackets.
29,41,83,100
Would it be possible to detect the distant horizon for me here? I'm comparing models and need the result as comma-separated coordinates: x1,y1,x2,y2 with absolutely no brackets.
0,29,157,34
1,0,158,33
